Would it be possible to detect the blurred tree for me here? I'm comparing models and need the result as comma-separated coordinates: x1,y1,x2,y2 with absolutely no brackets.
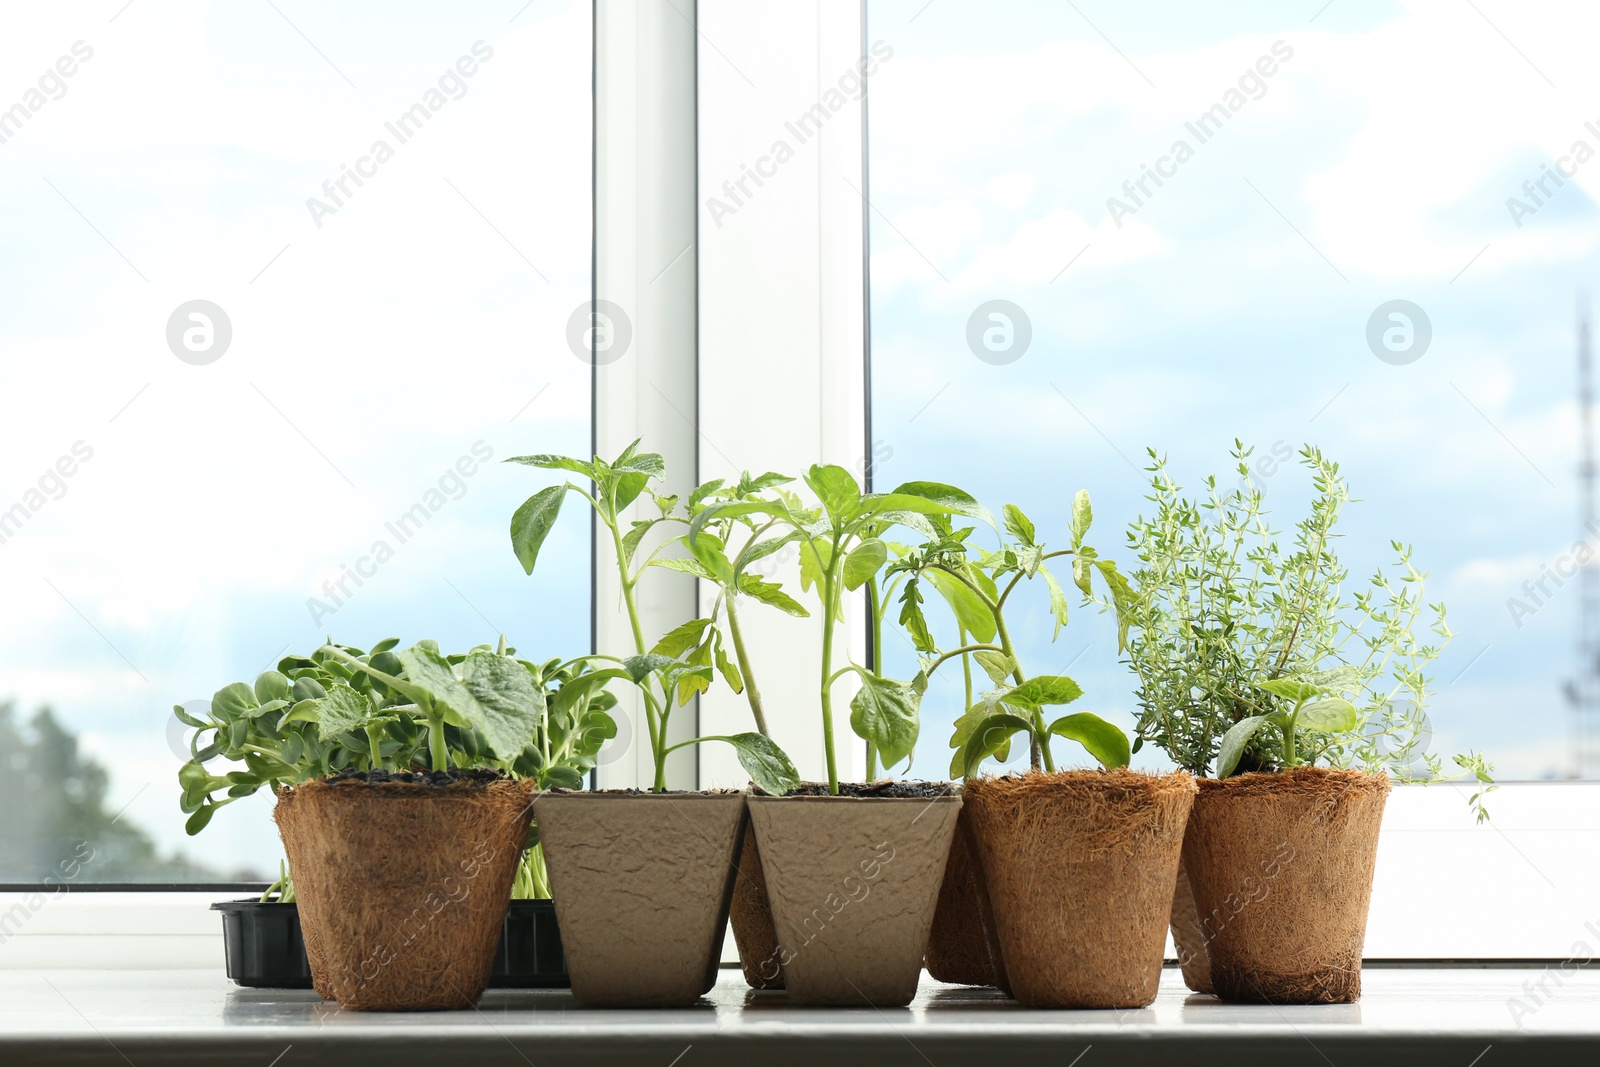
0,702,218,882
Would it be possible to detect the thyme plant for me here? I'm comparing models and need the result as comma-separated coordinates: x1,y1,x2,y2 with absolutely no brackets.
1121,443,1493,816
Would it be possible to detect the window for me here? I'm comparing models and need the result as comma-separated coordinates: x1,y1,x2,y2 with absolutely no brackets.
0,2,591,883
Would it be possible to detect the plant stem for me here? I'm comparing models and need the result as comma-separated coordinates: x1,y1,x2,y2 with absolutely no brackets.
992,608,1050,772
865,577,882,780
724,595,770,737
365,724,386,771
959,624,974,712
819,543,842,795
427,715,449,772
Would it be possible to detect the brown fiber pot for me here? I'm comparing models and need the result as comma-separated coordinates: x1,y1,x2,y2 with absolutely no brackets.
273,776,535,1011
1183,768,1390,1004
534,790,746,1007
964,770,1196,1009
1169,852,1215,993
748,794,961,1006
924,803,995,986
730,822,784,989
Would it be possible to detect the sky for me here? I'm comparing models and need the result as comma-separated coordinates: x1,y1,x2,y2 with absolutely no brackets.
0,0,591,878
864,0,1600,782
4,0,1597,879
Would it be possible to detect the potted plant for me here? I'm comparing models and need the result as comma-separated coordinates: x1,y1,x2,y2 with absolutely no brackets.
899,492,1194,1008
1122,444,1494,1004
506,441,800,1007
179,638,582,1009
691,465,983,1006
646,471,812,990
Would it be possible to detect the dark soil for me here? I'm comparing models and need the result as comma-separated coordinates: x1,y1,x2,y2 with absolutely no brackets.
546,787,743,796
324,768,506,788
778,780,954,799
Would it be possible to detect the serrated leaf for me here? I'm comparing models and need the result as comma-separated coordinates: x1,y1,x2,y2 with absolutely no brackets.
688,478,726,510
1002,504,1036,546
961,713,1032,777
722,732,800,795
457,650,544,759
651,556,715,580
1073,553,1093,598
738,575,810,617
926,568,998,643
690,532,737,587
622,654,677,685
312,684,375,740
1004,674,1084,709
973,650,1016,685
1070,489,1093,547
675,664,714,706
652,618,712,658
734,532,798,579
849,673,921,769
505,454,598,480
885,481,996,531
898,577,935,654
806,464,862,524
715,641,744,694
799,537,832,595
1040,566,1071,639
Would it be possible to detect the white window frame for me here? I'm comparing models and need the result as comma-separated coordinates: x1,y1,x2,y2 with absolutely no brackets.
4,0,1594,969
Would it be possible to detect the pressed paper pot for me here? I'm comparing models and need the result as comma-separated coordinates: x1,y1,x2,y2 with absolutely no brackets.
274,774,535,1011
749,787,961,1007
534,790,746,1007
729,822,784,989
964,770,1196,1009
1183,767,1389,1005
1169,849,1215,994
924,804,996,987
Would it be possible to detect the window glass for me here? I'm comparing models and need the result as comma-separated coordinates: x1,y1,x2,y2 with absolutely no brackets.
866,0,1592,783
0,1,591,881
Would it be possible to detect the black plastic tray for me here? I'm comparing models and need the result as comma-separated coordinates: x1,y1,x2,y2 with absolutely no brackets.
213,899,570,990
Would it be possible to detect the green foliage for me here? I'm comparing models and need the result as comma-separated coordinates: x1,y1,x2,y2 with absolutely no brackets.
507,442,802,794
1120,443,1494,819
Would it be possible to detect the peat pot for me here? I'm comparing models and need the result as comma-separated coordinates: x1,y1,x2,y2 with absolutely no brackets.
964,770,1195,1009
274,772,535,1011
748,783,961,1007
1182,768,1390,1004
534,790,747,1008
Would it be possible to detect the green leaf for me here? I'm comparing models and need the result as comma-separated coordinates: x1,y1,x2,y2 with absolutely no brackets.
1047,712,1130,770
722,732,800,795
849,673,921,769
737,575,809,617
652,618,712,658
1299,666,1369,694
715,641,744,694
843,538,888,591
610,444,665,477
1258,678,1323,703
973,650,1016,685
675,664,714,706
290,676,326,703
961,713,1032,776
458,650,544,759
313,684,375,740
949,703,1014,777
613,471,650,511
510,485,567,575
926,569,998,643
172,703,208,729
690,532,737,587
505,453,598,480
651,556,715,580
886,481,996,530
1070,489,1093,548
253,671,292,705
1298,697,1358,734
898,577,936,654
1218,714,1274,778
1039,567,1071,639
210,682,259,721
733,532,798,579
798,537,832,595
1093,559,1134,652
623,654,676,684
1004,674,1085,709
621,520,654,566
806,464,862,524
1002,504,1036,547
689,478,726,510
185,805,220,835
1072,554,1093,598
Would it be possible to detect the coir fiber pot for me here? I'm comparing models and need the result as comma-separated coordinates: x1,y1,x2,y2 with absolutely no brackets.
748,783,961,1007
729,822,784,989
1182,767,1389,1004
1168,853,1215,993
964,770,1195,1009
924,802,995,987
273,772,535,1011
533,790,746,1007
212,901,313,989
